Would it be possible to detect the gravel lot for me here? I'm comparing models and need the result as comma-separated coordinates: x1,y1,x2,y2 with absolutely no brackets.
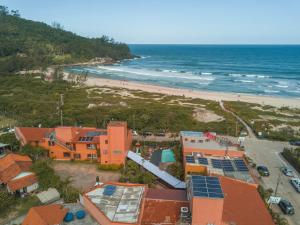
244,138,300,225
53,162,121,192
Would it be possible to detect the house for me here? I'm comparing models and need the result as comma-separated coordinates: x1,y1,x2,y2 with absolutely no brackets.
0,153,38,194
15,121,132,165
180,131,257,184
80,176,274,225
22,204,68,225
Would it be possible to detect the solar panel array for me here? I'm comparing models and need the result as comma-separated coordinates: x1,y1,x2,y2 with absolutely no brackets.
197,157,208,165
79,136,94,142
234,159,249,171
191,176,224,198
186,156,195,164
211,159,234,172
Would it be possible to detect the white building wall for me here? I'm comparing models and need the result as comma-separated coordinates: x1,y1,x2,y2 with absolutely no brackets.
26,182,39,193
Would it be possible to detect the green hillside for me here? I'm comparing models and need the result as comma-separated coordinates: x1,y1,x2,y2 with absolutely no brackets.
0,6,132,74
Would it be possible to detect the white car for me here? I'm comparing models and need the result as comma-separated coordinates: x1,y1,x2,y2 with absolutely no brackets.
290,178,300,193
281,167,294,177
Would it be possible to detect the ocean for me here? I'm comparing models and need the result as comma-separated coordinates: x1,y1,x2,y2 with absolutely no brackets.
66,45,300,98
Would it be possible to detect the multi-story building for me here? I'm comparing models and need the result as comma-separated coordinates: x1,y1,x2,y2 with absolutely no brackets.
15,121,132,165
180,131,254,182
78,175,274,225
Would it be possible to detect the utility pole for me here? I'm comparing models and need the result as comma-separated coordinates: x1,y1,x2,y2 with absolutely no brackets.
268,167,282,208
235,119,238,137
59,94,64,126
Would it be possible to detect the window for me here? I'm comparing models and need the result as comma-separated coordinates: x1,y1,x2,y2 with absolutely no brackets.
87,154,97,159
74,153,81,159
198,140,203,143
48,141,55,146
185,138,188,141
63,152,71,158
191,140,195,143
103,150,108,155
105,140,108,144
87,144,96,150
113,150,122,154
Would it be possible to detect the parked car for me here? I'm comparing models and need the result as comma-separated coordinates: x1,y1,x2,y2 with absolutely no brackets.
278,199,295,215
281,166,294,177
290,178,300,193
289,140,300,146
257,166,270,176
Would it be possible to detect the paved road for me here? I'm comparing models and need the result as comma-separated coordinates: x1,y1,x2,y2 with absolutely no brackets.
245,138,300,225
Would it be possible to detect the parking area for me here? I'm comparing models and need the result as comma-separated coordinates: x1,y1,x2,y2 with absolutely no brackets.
53,162,121,192
244,138,300,225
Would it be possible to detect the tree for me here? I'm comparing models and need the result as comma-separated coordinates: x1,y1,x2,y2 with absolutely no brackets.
0,5,9,15
51,21,64,30
10,10,20,17
21,145,47,161
0,133,19,151
0,189,15,212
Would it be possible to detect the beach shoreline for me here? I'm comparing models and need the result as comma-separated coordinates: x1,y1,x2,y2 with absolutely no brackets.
68,73,300,108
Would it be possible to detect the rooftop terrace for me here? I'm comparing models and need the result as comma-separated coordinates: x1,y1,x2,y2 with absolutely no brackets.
86,184,144,223
185,154,254,184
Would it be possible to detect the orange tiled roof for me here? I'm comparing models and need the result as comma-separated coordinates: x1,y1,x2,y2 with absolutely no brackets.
141,199,189,225
17,127,54,143
0,154,32,183
220,176,275,225
7,174,38,192
22,204,68,225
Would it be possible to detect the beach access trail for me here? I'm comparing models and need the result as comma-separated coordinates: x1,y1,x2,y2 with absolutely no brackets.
219,101,256,138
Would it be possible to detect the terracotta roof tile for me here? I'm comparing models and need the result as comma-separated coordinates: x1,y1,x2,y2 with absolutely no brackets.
7,174,38,192
16,127,54,143
141,199,189,225
22,204,68,225
220,176,275,225
0,154,32,183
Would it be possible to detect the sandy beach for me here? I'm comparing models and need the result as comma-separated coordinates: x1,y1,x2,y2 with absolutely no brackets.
81,75,300,108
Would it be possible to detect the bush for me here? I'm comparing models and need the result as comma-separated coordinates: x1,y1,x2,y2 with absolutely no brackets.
0,189,16,216
31,160,80,203
98,164,123,171
20,144,48,161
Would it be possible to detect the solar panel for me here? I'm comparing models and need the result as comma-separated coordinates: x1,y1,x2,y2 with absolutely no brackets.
186,156,195,164
191,175,224,199
103,185,116,196
79,136,94,142
211,159,235,172
197,157,208,165
234,159,249,171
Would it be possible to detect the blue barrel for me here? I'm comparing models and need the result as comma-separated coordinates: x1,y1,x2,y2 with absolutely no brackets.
64,212,74,222
76,210,86,219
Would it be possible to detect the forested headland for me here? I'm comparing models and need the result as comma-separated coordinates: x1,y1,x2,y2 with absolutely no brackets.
0,5,132,74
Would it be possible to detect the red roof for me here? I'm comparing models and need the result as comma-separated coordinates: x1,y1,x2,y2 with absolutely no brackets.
0,154,32,183
7,173,38,192
141,199,189,225
141,188,189,225
220,176,275,225
16,127,54,144
22,204,68,225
